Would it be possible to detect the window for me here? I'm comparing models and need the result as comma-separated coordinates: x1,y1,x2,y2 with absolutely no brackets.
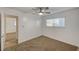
46,18,65,27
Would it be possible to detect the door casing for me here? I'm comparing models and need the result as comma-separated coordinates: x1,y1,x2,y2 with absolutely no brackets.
4,15,18,49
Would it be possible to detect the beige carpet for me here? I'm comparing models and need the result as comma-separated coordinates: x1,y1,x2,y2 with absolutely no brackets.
4,36,78,51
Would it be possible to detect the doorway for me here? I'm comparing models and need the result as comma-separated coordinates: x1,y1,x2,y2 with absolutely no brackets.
4,15,18,50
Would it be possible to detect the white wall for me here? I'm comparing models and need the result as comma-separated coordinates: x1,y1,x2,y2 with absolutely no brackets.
42,8,79,47
1,8,42,50
18,14,42,43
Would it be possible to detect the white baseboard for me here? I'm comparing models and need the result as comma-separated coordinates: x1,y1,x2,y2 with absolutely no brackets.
18,34,42,44
43,34,78,47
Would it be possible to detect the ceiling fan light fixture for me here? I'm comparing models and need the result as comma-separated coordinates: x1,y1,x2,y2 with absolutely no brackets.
32,7,50,16
38,12,43,15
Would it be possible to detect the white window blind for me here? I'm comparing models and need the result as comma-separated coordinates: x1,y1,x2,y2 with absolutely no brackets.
46,18,65,27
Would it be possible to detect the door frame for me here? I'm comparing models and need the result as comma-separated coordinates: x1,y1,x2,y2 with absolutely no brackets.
4,15,18,49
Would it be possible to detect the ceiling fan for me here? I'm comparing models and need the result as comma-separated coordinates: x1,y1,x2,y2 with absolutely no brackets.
32,7,51,15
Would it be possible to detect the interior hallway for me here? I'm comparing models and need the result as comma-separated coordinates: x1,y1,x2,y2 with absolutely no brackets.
4,36,78,51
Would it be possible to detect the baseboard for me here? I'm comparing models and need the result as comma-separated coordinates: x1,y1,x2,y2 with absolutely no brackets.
43,35,78,48
18,34,42,44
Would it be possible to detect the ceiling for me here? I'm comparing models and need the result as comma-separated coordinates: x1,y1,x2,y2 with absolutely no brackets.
9,7,76,14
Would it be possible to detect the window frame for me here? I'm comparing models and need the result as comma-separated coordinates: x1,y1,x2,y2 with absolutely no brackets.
46,17,65,27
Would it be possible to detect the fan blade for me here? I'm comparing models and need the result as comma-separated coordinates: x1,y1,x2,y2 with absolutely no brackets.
45,12,50,14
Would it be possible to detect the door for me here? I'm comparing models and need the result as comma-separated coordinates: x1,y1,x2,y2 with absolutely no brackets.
4,15,18,50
